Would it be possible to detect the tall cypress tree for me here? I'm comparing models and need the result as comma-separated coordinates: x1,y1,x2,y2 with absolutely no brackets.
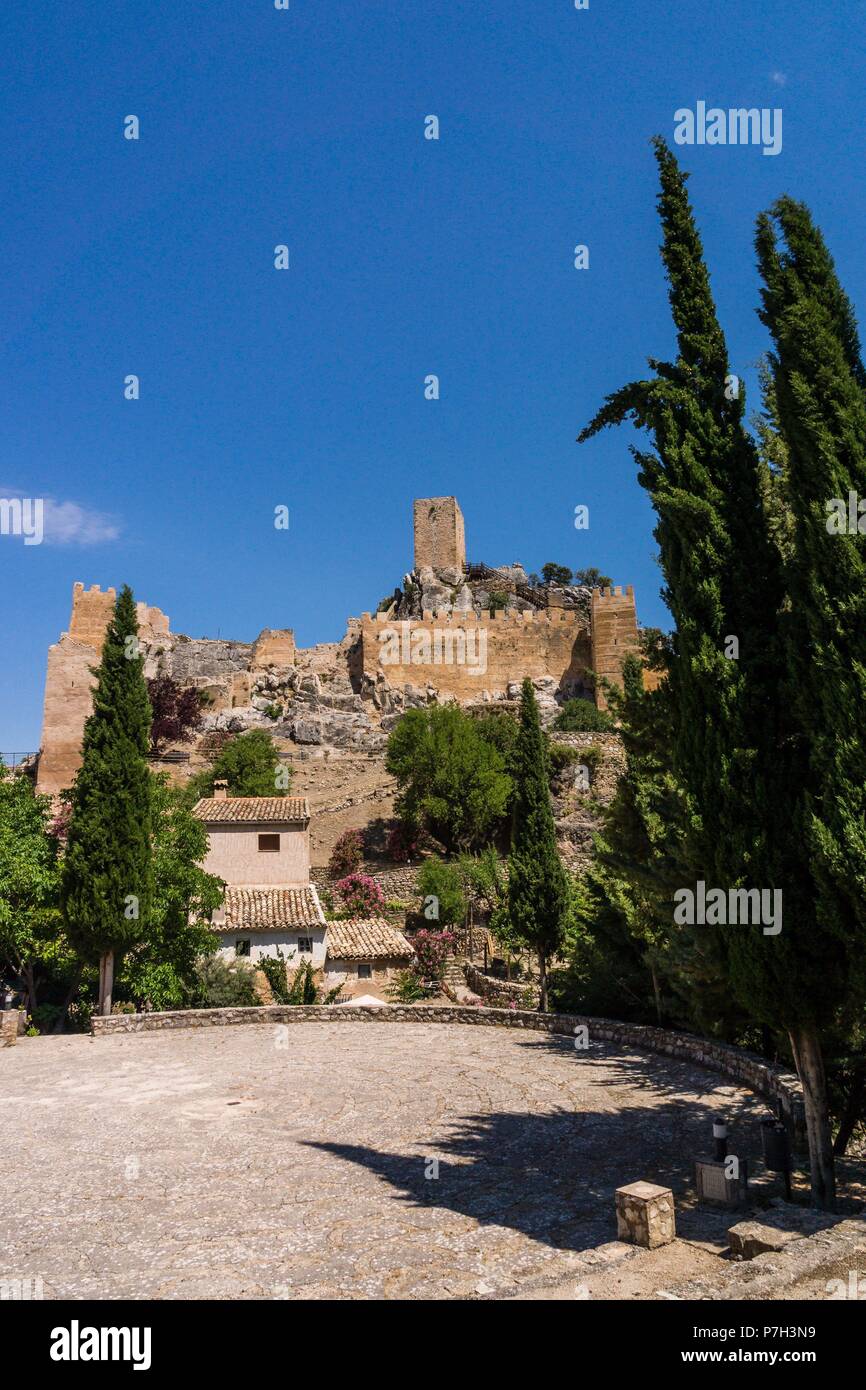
748,199,866,1203
579,142,849,1207
508,679,569,1011
61,586,153,1014
580,139,783,891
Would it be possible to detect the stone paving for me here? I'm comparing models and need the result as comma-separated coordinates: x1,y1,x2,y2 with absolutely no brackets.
1,1022,767,1300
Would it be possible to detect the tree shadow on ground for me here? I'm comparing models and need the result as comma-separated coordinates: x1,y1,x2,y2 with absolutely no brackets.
303,1078,763,1254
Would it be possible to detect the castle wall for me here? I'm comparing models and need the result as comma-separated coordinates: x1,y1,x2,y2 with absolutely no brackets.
251,628,296,669
36,583,170,796
413,497,466,573
590,585,641,708
360,608,592,700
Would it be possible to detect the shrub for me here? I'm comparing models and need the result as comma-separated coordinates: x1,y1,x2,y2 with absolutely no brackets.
191,955,258,1008
335,872,385,917
387,969,428,1003
547,742,583,773
30,1002,63,1034
329,830,364,878
572,567,612,590
541,562,573,587
288,958,318,1004
488,590,508,613
258,949,294,1004
553,699,614,733
147,674,203,754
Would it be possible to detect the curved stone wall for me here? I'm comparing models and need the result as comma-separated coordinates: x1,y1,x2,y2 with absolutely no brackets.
90,1001,806,1142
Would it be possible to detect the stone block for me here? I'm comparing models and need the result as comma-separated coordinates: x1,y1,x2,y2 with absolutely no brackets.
727,1221,802,1261
615,1180,676,1249
1,1010,21,1047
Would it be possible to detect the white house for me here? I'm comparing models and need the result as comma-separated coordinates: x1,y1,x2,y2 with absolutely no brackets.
193,784,326,963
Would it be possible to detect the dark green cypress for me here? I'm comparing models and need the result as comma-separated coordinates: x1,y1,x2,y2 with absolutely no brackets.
61,586,153,1013
508,679,569,1011
579,142,849,1207
746,199,866,1203
580,139,783,889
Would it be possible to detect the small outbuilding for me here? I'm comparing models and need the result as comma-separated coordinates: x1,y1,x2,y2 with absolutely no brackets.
324,919,415,1000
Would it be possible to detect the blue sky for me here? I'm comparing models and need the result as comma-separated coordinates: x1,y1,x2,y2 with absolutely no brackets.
2,1,864,752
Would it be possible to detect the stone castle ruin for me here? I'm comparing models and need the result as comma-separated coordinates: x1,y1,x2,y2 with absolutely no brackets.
36,497,645,800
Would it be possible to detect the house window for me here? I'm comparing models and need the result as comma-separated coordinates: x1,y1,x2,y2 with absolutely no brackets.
297,937,313,954
258,833,280,852
357,963,372,979
235,939,251,957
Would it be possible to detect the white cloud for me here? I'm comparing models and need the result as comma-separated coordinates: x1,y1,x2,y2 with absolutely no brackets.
0,488,120,545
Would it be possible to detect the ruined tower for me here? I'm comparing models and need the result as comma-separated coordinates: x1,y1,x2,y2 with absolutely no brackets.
413,496,466,574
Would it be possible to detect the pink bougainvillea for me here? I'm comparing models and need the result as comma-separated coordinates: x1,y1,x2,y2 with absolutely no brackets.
412,928,455,982
335,872,385,917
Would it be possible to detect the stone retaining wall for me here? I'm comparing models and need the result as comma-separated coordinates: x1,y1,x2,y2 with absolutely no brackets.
465,964,538,1008
314,865,421,900
91,1002,805,1142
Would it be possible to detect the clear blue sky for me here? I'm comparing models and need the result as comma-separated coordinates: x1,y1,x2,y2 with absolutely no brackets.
2,1,864,752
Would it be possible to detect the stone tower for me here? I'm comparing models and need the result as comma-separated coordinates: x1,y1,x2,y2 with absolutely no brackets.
413,497,466,575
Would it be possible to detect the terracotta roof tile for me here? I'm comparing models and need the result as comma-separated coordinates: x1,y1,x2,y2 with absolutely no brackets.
325,918,414,962
193,796,309,824
216,885,325,932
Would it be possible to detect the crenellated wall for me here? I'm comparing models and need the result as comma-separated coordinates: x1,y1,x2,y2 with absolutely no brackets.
590,585,642,708
360,606,593,700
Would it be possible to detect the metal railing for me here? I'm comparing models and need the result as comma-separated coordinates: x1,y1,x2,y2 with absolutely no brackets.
1,751,38,768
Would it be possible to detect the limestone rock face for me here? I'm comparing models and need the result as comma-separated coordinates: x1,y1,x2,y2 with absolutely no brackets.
452,583,474,611
417,567,453,614
291,717,324,745
167,639,253,684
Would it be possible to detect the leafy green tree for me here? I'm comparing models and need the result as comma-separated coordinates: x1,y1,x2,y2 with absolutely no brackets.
386,706,512,852
117,774,222,1010
541,562,573,587
572,567,612,589
0,768,64,1013
61,587,153,1015
508,679,570,1010
416,857,466,928
472,708,521,781
186,729,288,801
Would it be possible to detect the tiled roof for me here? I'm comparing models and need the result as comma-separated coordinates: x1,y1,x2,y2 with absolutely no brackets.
193,796,309,824
325,918,414,962
215,885,326,932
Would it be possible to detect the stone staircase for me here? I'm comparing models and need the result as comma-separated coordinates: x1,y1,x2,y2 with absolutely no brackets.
441,957,467,990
